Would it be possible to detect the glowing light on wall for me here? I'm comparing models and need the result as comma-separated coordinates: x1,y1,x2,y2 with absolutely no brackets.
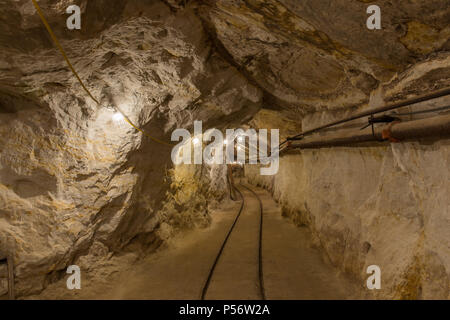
192,137,200,145
112,112,125,127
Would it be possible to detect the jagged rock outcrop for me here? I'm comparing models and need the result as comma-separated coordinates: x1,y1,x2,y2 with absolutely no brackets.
0,0,449,299
0,0,261,296
196,0,449,114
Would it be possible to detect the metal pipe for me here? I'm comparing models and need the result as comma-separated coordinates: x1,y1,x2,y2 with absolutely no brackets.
286,114,450,150
7,255,14,300
289,87,450,140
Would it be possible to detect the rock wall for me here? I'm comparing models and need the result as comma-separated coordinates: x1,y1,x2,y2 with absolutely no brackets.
246,55,450,299
159,163,229,233
0,0,260,297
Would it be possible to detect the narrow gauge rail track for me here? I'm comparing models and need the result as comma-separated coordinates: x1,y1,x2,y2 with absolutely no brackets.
200,183,265,300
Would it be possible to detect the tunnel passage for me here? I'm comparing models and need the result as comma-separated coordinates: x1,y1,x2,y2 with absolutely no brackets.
0,0,449,300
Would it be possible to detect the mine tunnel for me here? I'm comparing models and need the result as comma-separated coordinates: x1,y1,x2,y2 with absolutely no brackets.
0,0,449,302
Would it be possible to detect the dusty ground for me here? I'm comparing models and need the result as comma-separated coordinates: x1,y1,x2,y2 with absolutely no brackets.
29,183,361,300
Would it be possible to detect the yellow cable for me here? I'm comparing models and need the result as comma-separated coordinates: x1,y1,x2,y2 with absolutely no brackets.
31,0,174,147
32,0,99,105
115,105,174,146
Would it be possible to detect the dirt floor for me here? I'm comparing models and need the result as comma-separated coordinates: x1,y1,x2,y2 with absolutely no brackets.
29,182,361,300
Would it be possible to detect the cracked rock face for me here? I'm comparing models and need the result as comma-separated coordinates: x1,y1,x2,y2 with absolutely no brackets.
0,0,449,298
198,0,449,113
0,0,261,296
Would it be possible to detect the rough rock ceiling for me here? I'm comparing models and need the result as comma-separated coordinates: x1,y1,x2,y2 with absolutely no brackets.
2,0,449,117
195,0,450,114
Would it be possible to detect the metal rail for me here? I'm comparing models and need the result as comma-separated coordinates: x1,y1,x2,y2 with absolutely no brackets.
200,185,245,300
200,183,266,300
0,255,14,300
239,183,266,300
7,256,14,300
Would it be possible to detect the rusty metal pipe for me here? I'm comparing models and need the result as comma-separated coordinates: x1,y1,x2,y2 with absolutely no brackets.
289,87,450,141
286,114,450,150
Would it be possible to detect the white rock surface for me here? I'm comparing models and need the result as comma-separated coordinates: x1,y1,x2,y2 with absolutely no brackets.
246,57,450,299
0,0,261,296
